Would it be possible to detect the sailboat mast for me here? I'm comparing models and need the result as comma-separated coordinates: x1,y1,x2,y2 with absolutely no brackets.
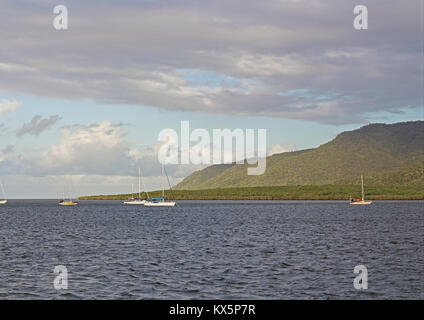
162,164,165,200
138,168,141,199
66,183,69,201
70,177,73,201
361,175,364,201
0,179,6,200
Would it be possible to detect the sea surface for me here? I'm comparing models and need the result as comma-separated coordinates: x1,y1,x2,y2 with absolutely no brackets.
0,200,422,299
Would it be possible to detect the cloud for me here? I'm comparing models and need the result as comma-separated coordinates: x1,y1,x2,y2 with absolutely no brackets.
16,114,61,137
0,99,21,116
0,145,15,154
31,120,202,179
1,120,203,194
37,121,132,175
1,173,186,197
0,144,24,175
268,143,296,156
0,0,421,125
236,54,310,76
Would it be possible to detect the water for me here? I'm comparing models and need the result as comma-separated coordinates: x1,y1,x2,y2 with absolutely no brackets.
0,200,422,299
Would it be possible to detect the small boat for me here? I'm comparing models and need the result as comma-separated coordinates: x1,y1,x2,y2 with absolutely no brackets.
350,175,372,205
123,168,147,205
144,165,176,207
0,179,7,204
59,200,79,206
59,176,78,206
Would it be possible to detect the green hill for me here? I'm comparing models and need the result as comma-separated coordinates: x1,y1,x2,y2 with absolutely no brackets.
336,161,424,185
176,121,424,189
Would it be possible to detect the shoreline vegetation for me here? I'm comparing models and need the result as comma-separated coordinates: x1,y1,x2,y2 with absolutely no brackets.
78,185,424,201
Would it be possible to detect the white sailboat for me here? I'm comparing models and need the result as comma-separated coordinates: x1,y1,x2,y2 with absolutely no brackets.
123,168,146,205
59,176,78,206
0,179,7,204
350,175,372,205
144,165,176,207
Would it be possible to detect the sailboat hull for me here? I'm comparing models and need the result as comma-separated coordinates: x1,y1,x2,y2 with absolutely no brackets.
0,200,7,204
59,201,78,206
123,200,146,205
144,201,176,207
350,201,372,205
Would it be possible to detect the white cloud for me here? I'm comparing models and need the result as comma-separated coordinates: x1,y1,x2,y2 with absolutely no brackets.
0,99,21,115
268,143,296,156
5,120,205,183
39,121,132,175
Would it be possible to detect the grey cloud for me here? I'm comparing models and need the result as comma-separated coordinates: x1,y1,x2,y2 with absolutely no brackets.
16,115,61,137
0,0,422,125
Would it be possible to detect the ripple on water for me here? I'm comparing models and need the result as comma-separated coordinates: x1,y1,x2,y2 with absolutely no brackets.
0,200,423,299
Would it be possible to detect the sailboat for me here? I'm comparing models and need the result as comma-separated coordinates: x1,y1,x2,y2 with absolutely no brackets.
59,176,78,206
0,179,7,204
350,175,372,205
144,165,176,207
123,168,146,205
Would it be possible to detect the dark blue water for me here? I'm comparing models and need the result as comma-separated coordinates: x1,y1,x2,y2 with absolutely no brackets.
0,200,422,299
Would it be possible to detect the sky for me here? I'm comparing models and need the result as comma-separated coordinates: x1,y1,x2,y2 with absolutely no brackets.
0,0,422,198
